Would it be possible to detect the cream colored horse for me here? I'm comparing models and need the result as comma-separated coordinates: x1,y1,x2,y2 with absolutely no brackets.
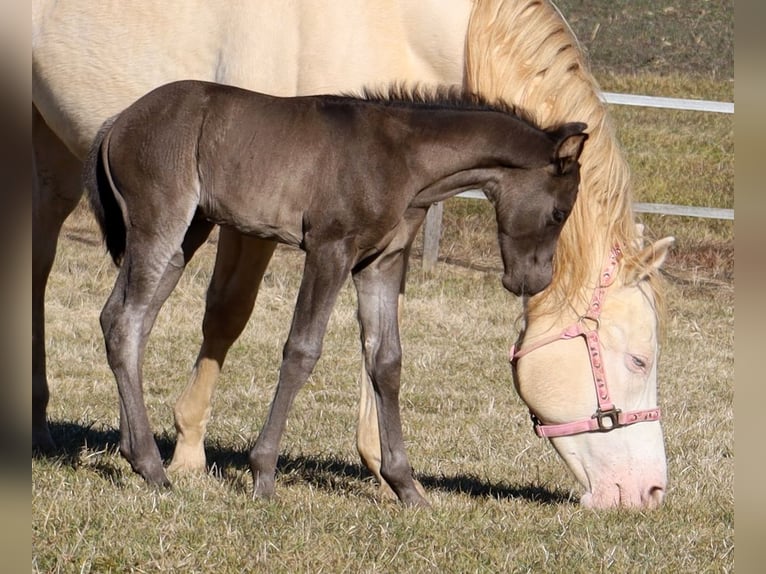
33,0,674,508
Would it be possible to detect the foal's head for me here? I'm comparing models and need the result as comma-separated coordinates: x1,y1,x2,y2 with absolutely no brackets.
485,123,588,295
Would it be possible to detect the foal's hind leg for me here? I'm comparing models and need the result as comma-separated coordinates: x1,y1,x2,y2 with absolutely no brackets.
102,251,173,486
169,229,277,473
101,218,208,486
32,106,84,451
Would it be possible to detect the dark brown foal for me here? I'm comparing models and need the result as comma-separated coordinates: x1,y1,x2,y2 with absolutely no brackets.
84,80,587,505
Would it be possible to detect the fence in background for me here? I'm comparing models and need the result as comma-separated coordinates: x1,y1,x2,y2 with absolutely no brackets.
421,93,734,270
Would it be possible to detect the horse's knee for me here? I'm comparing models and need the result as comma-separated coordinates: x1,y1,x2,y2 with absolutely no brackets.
282,339,322,375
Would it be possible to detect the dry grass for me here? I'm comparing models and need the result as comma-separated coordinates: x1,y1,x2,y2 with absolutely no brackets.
33,203,733,572
33,83,733,570
32,0,734,555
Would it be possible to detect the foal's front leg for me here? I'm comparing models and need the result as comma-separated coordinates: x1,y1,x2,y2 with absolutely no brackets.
352,248,429,507
249,239,354,499
356,228,430,500
353,208,429,507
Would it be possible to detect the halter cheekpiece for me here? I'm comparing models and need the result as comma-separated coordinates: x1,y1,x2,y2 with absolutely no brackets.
509,245,661,438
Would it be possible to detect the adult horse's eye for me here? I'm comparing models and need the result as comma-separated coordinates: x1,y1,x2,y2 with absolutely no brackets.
551,208,568,224
628,354,648,373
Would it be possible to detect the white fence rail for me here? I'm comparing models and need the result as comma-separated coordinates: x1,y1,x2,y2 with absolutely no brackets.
454,190,735,221
421,92,734,270
601,92,734,114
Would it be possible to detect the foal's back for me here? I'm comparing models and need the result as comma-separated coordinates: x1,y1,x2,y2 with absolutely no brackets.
106,82,302,243
102,79,561,253
107,80,420,246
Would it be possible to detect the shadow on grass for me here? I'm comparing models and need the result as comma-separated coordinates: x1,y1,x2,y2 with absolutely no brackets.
37,421,571,505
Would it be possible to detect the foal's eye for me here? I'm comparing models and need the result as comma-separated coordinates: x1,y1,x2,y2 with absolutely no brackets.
551,208,568,225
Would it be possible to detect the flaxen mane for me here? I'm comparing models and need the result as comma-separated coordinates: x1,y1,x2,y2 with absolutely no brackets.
466,0,666,323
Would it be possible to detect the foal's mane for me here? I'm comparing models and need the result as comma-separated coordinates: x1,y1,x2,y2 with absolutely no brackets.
347,83,540,128
466,0,666,322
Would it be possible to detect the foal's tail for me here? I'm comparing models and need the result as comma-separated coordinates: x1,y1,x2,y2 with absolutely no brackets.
83,115,126,265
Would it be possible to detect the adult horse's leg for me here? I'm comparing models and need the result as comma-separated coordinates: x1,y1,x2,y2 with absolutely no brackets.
169,229,277,473
356,241,427,500
249,238,355,499
352,208,429,507
32,106,83,451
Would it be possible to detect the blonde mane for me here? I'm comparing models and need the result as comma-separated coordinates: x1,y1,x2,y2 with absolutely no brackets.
465,0,665,320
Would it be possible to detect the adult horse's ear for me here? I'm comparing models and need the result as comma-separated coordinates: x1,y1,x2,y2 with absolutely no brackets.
551,122,588,175
627,236,676,284
633,223,647,249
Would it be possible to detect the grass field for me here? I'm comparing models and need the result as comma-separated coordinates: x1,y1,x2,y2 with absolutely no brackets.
33,2,733,572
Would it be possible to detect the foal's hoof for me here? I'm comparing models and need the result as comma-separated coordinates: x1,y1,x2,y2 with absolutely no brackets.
378,477,428,503
252,473,276,500
144,472,172,489
32,424,56,454
133,462,172,489
400,490,431,508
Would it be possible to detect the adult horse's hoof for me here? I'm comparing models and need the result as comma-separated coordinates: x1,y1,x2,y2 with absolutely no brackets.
167,441,207,475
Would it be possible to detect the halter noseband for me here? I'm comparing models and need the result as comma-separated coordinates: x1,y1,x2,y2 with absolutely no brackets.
509,246,661,438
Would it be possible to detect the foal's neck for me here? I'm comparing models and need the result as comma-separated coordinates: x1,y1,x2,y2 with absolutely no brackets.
400,109,549,183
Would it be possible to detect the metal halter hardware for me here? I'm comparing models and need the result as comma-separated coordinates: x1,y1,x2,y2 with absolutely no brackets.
509,246,661,438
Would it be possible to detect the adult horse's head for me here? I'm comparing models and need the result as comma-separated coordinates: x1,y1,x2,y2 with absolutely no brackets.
466,0,675,510
484,123,588,296
512,234,674,509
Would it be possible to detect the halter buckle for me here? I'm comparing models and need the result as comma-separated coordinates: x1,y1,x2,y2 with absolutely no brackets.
593,407,622,431
577,315,600,332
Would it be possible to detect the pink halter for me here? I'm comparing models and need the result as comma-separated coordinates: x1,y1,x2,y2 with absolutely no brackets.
510,246,661,438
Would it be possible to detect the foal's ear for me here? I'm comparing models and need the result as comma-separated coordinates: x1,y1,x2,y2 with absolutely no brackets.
550,122,588,175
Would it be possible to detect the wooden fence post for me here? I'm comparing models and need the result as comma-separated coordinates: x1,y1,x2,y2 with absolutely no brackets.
422,201,443,271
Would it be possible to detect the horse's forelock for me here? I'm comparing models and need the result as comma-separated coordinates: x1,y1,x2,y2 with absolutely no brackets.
466,0,662,324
